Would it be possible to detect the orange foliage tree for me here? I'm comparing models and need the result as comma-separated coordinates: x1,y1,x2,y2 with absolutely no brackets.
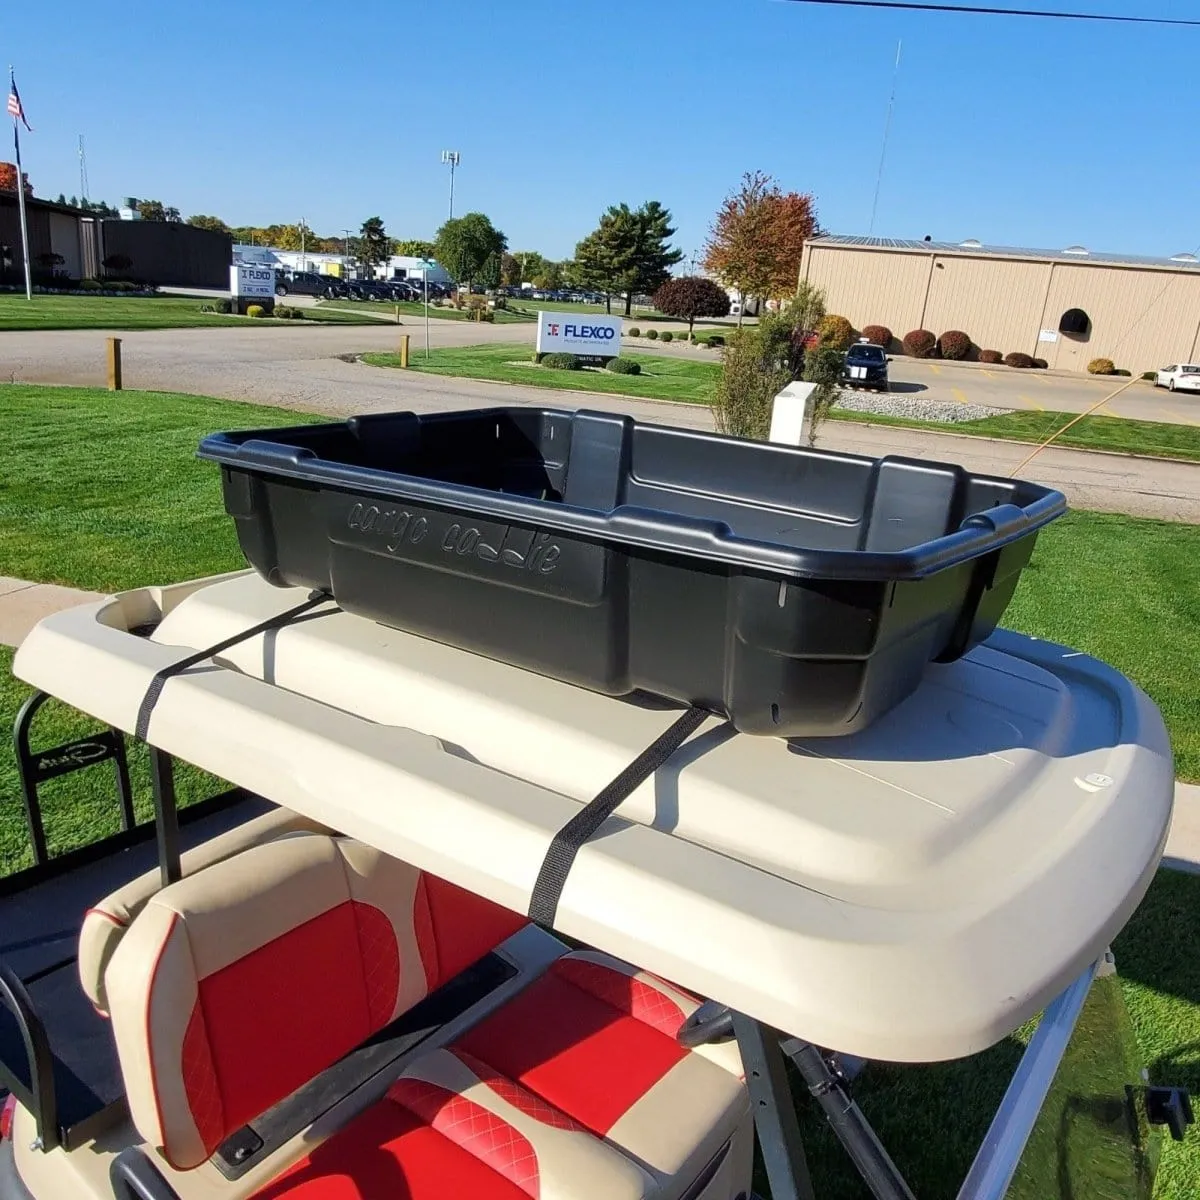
703,171,820,305
0,162,32,194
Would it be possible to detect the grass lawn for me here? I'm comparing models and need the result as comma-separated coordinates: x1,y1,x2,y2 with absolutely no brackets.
832,406,1200,463
0,293,380,330
316,299,535,324
363,343,721,404
0,383,1197,1196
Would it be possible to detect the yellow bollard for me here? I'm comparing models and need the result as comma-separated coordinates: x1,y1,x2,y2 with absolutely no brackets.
107,338,122,391
399,334,410,368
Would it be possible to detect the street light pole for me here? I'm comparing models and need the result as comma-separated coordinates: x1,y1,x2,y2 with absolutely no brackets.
300,216,306,273
342,228,352,279
441,150,460,219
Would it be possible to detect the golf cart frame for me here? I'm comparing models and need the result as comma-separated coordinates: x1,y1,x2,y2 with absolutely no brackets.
4,692,1186,1200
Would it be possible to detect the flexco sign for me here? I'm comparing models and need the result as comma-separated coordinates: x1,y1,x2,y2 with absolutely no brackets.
230,264,276,299
536,311,622,357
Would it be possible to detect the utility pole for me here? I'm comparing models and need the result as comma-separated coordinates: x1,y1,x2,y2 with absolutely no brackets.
343,228,353,279
300,216,306,272
441,150,460,219
78,134,89,204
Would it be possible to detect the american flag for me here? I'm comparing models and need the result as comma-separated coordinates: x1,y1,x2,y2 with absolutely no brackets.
7,73,32,132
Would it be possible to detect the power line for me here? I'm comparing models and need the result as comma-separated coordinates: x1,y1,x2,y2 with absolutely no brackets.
781,0,1200,26
868,40,902,236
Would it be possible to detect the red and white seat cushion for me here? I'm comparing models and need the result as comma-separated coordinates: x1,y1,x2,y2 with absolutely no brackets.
104,832,526,1171
455,951,749,1186
79,806,332,1016
254,1048,654,1200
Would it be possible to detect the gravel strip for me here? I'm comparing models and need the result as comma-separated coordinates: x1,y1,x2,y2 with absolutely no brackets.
835,390,1014,424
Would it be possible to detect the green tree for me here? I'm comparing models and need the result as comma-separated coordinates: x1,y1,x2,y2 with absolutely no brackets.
432,212,507,287
356,216,390,274
573,203,682,316
500,253,522,287
394,239,435,258
187,214,231,234
532,260,564,290
136,199,166,222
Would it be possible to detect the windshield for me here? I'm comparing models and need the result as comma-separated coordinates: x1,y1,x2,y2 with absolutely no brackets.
849,346,886,362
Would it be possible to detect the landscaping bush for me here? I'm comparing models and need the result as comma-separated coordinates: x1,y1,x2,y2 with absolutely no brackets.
273,305,293,319
817,314,855,350
246,304,266,319
979,349,1003,364
645,329,658,340
199,303,215,313
1142,371,1157,381
1088,357,1116,375
78,279,102,291
541,352,581,370
1113,368,1131,377
606,358,641,375
861,324,892,348
1004,352,1035,369
938,330,972,360
628,327,640,337
707,334,724,348
215,298,232,314
1032,358,1048,369
902,329,938,358
660,331,674,343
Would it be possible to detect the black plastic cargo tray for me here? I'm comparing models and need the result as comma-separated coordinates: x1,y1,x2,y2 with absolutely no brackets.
198,408,1065,736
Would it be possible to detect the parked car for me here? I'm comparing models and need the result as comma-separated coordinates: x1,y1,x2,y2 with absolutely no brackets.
1154,363,1200,393
273,271,328,298
320,278,349,299
841,340,891,391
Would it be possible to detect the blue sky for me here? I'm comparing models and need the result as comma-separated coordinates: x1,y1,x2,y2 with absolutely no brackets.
4,1,1198,261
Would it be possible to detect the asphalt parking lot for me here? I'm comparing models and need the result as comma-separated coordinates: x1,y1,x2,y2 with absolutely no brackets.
885,359,1200,425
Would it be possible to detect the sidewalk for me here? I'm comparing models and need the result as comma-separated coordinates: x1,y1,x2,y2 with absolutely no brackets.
0,576,105,648
2,573,1198,874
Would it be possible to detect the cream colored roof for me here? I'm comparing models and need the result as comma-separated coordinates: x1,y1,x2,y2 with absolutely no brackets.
13,571,1174,1061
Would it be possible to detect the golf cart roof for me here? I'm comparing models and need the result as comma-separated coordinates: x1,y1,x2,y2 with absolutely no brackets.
14,571,1173,1062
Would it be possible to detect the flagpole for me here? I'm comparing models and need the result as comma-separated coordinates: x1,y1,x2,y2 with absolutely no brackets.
10,68,32,300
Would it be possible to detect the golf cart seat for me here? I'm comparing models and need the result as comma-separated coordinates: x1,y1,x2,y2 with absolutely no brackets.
102,831,750,1199
79,805,333,1016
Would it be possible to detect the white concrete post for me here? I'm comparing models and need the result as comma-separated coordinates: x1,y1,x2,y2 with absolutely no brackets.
769,381,818,446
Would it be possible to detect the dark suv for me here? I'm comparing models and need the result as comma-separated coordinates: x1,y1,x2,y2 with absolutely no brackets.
841,341,891,391
274,271,329,298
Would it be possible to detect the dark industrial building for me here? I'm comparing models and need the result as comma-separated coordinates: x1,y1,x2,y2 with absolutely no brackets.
1,190,231,289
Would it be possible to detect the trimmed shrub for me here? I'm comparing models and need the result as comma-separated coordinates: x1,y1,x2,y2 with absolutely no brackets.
78,279,103,291
606,358,641,375
1087,357,1116,375
707,334,725,348
902,329,938,358
215,298,232,314
938,330,972,361
1004,352,1035,369
817,314,855,350
199,303,215,313
1113,368,1131,377
645,329,658,340
273,305,294,319
1142,371,1157,381
1032,358,1048,369
861,324,892,348
628,326,641,337
246,304,266,319
979,349,1003,364
541,352,581,370
660,331,674,343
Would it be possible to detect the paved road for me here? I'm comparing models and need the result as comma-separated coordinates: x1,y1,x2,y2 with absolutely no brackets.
2,322,1197,522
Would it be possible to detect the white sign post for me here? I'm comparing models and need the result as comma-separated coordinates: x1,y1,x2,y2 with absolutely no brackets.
536,311,622,360
229,264,276,314
769,381,819,446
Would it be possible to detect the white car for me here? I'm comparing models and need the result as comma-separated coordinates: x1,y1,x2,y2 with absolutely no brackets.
1154,363,1200,392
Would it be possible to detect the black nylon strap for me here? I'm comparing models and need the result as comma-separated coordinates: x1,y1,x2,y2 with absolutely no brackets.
134,591,332,741
528,705,712,927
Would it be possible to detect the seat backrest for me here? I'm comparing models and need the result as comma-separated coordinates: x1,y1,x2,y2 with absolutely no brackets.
104,832,526,1171
79,806,331,1016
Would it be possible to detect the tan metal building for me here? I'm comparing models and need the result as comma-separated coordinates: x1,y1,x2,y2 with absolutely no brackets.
799,235,1200,373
